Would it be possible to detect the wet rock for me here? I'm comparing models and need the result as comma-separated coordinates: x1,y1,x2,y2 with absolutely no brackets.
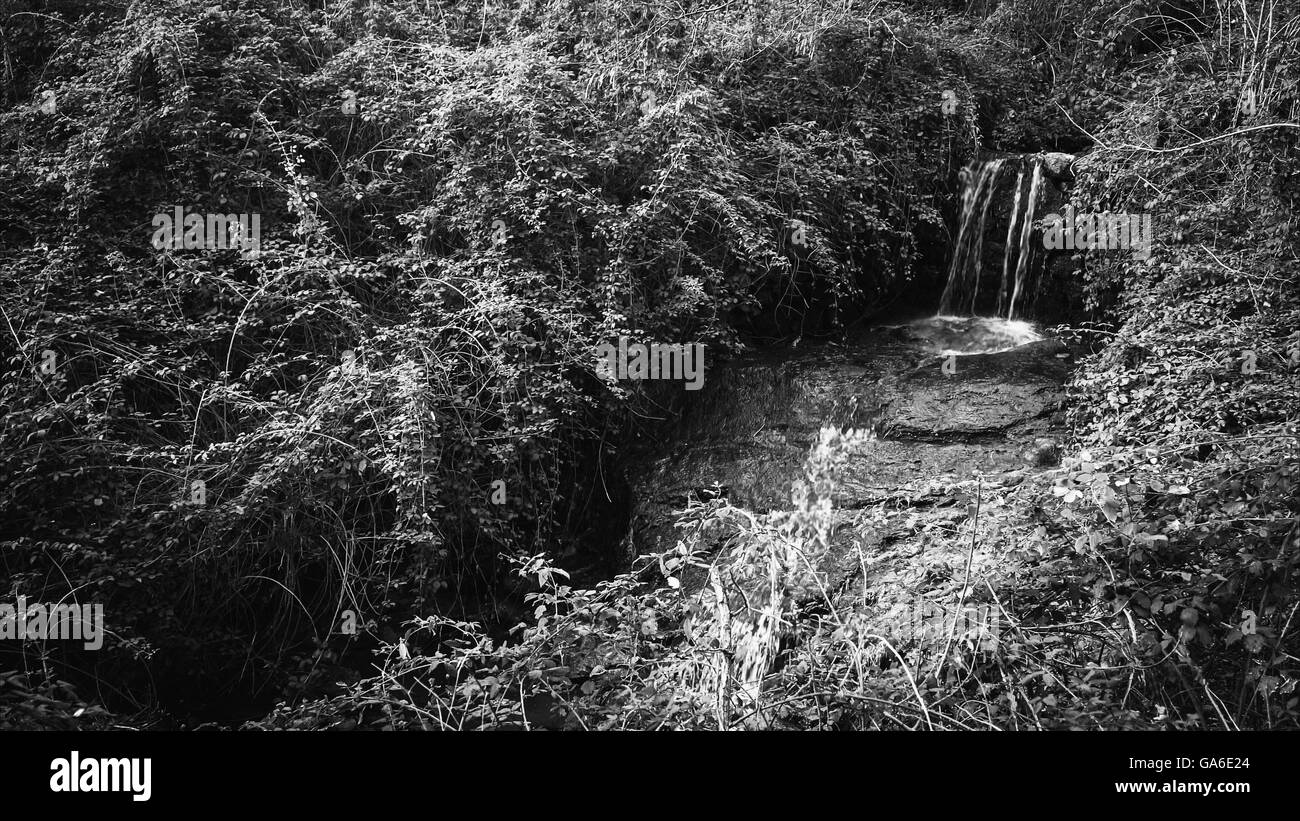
879,340,1067,441
625,325,1070,559
1039,151,1076,180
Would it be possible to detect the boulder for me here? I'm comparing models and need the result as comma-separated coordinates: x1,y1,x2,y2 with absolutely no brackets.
1038,151,1076,180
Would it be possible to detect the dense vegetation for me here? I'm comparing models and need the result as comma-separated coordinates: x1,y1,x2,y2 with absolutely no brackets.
1,0,1297,730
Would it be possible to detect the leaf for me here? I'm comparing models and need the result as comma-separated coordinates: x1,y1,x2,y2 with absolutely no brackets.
1101,500,1122,523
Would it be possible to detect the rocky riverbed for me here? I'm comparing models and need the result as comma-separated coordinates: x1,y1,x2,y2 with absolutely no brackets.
624,317,1080,639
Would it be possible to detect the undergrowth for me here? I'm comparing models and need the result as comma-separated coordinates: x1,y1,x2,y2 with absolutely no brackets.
3,0,1298,730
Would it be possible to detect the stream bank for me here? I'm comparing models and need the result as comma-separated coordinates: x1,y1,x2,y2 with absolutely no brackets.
623,316,1081,635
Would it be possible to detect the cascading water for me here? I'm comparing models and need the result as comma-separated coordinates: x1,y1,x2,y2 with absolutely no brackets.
938,155,1045,320
938,158,1004,315
1005,160,1043,319
996,163,1025,317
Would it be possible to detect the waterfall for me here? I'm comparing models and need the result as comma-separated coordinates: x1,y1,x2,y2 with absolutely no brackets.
996,166,1024,317
1006,160,1042,319
938,159,1004,315
939,155,1045,320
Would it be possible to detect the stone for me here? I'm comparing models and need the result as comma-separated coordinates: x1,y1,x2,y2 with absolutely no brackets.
1039,152,1076,180
1028,437,1061,466
625,328,1070,558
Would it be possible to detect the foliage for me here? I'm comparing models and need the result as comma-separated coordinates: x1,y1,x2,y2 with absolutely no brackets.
6,0,1295,731
1046,0,1300,728
0,0,996,721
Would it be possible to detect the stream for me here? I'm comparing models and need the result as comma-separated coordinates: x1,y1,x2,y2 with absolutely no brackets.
622,152,1084,620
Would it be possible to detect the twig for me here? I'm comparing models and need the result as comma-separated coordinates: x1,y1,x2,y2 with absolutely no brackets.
1105,122,1300,154
937,480,981,678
